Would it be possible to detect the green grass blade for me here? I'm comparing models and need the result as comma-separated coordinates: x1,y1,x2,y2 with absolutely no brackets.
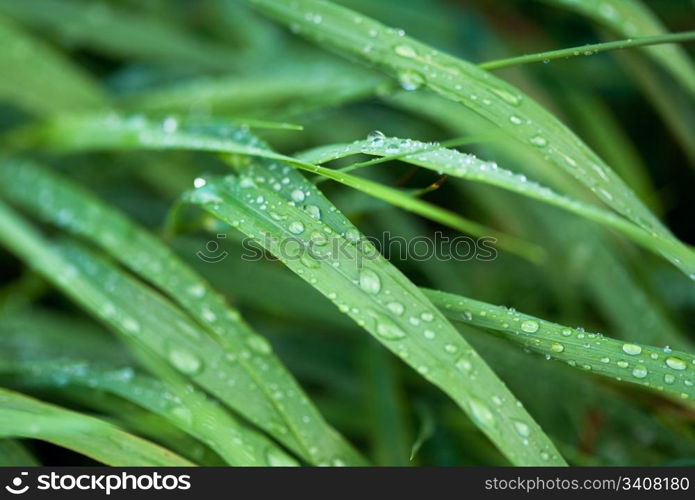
424,289,695,402
12,113,543,261
184,172,566,465
297,135,695,277
560,91,661,213
121,59,385,114
0,388,193,466
363,343,411,466
0,0,236,71
250,0,681,247
0,358,296,466
0,168,362,466
479,32,695,71
543,0,695,97
0,14,105,115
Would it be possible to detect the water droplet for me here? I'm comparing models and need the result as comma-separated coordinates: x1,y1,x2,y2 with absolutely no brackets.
420,312,434,322
345,228,361,243
386,301,404,315
521,320,539,333
617,361,629,368
509,115,523,125
171,406,193,425
122,318,140,333
290,189,305,202
444,344,458,354
490,87,522,106
300,254,319,269
288,221,305,234
367,130,386,146
187,284,205,297
359,268,381,294
622,344,642,356
513,420,530,438
397,70,425,91
632,365,648,379
201,306,216,322
162,116,178,133
664,374,675,384
550,342,565,353
193,177,207,188
456,357,472,373
394,44,417,58
374,314,406,340
560,328,572,337
247,335,272,355
423,329,436,340
168,346,202,375
305,205,321,219
665,357,686,370
530,135,548,147
469,397,496,428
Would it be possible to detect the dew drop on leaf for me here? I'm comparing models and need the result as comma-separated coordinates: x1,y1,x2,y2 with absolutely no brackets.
469,397,496,428
168,346,203,375
397,70,425,91
665,357,686,370
632,365,648,379
373,313,406,340
550,342,565,353
359,268,382,294
520,320,539,333
622,344,642,356
513,420,531,438
288,221,305,234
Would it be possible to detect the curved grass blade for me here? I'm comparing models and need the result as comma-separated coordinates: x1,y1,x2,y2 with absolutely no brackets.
0,388,193,466
0,176,362,466
184,172,566,465
121,60,385,114
297,135,695,276
384,88,694,351
0,0,236,71
11,113,542,261
424,289,695,402
250,0,686,257
0,359,296,466
543,0,695,97
0,14,105,115
560,91,661,213
479,32,695,71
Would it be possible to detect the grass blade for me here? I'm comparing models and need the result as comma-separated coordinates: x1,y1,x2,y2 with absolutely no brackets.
543,0,695,97
0,388,193,466
250,0,686,257
0,14,105,115
11,113,543,261
0,166,363,466
424,289,695,402
297,135,695,276
1,358,297,466
184,171,566,465
478,32,695,71
0,0,236,71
